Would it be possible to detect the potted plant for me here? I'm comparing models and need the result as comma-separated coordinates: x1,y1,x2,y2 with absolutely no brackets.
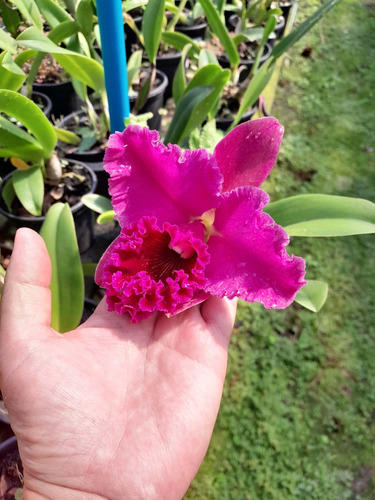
0,90,97,253
176,0,340,132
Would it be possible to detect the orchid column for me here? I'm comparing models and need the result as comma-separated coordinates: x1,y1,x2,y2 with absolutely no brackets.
96,0,130,133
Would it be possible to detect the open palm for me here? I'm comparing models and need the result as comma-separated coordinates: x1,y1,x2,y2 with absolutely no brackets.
0,229,236,500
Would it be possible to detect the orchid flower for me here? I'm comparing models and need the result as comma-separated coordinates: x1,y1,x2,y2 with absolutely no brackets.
95,118,306,323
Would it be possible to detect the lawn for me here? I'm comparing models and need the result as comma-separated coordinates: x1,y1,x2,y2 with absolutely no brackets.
185,0,375,498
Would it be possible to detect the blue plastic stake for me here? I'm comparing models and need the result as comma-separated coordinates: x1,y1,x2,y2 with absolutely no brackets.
96,0,130,133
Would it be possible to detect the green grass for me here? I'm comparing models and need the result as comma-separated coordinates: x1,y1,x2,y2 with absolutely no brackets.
185,1,375,498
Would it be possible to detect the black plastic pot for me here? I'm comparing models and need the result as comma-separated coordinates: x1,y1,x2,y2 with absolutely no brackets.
56,109,109,197
32,91,53,119
280,1,295,23
33,79,82,118
124,13,143,59
274,16,286,41
218,42,272,83
155,52,180,102
129,68,169,130
0,161,98,253
175,20,207,40
216,105,258,132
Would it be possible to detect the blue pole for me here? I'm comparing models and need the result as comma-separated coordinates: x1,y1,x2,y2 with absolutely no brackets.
96,0,130,133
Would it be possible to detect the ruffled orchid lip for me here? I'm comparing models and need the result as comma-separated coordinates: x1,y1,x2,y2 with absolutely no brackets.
97,217,210,323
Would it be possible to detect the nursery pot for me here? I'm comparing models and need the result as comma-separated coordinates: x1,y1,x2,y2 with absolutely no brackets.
216,105,258,132
280,1,295,24
56,109,109,197
0,161,98,254
175,20,208,40
218,42,272,83
273,16,286,42
33,79,82,118
155,52,181,102
124,13,143,59
129,69,169,130
32,90,53,119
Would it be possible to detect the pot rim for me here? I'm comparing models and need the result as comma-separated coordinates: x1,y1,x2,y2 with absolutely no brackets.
218,41,272,66
0,159,98,223
129,68,169,101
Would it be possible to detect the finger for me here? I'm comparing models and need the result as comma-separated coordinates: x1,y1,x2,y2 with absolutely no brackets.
200,297,238,345
0,228,52,341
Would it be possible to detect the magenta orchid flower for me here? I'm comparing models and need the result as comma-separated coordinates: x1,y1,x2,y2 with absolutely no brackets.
95,118,306,323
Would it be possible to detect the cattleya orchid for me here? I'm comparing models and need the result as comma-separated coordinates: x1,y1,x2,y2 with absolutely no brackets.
95,118,306,323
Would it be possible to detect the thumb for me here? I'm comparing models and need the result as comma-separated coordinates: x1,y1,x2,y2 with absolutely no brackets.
200,297,238,346
0,228,52,344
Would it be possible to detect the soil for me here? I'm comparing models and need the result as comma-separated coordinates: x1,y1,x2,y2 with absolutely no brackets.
4,162,93,218
0,448,23,499
22,54,68,85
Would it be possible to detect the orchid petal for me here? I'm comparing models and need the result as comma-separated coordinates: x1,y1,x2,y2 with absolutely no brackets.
204,187,306,308
213,117,284,191
104,125,223,228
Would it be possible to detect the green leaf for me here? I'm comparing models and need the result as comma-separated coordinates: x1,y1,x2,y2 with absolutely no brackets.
53,126,80,145
0,51,26,91
184,64,231,119
161,32,200,57
265,194,375,237
8,0,42,29
123,0,148,12
76,0,94,38
142,0,165,64
17,27,105,93
0,0,21,37
233,28,265,45
188,119,224,153
127,50,143,87
97,210,116,224
1,176,16,211
0,27,18,53
172,43,192,106
34,0,74,28
250,14,276,76
40,203,84,333
125,112,154,127
164,85,213,145
0,114,44,162
48,21,81,45
231,57,274,128
12,166,44,216
198,49,219,67
271,0,343,60
0,89,56,160
294,280,329,312
81,193,113,214
198,0,239,68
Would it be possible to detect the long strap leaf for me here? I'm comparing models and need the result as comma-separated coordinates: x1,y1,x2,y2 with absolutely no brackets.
40,203,85,333
265,194,375,237
0,89,56,159
198,0,239,69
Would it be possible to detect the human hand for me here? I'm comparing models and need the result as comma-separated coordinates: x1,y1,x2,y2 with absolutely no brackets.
0,228,237,500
